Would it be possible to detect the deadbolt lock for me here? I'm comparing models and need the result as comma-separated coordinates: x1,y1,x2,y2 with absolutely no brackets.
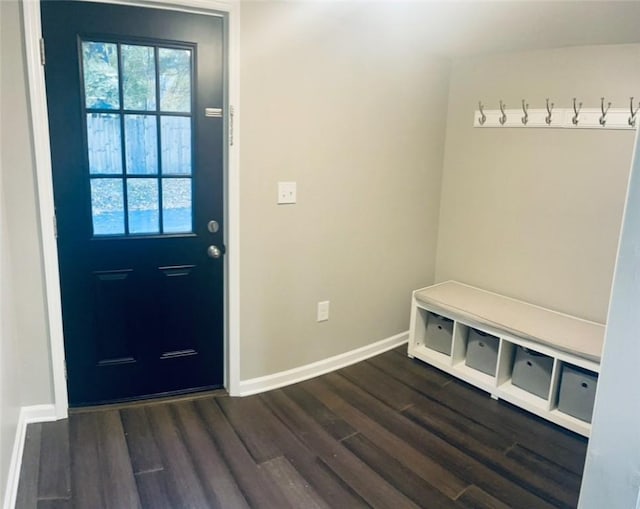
207,220,220,233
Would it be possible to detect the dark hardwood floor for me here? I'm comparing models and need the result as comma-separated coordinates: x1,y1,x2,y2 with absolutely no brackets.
16,346,588,508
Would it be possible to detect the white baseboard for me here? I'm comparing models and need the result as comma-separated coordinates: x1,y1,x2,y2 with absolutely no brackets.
236,331,409,397
3,404,57,509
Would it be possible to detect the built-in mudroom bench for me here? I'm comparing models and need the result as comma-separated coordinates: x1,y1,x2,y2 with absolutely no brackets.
407,281,605,436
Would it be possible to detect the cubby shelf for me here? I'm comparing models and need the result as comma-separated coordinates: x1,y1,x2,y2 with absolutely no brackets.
407,281,603,437
498,379,549,413
452,362,496,392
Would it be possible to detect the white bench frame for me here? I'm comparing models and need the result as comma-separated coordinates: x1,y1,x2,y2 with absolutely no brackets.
408,281,604,436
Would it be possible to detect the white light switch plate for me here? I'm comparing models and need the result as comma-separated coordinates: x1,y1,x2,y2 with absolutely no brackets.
317,300,329,322
278,181,296,204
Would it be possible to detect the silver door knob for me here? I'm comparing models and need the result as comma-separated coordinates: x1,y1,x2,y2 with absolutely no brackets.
207,245,222,259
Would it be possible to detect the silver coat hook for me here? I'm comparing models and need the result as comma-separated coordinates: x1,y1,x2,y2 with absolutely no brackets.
499,100,507,125
629,97,640,127
478,101,486,125
545,98,554,125
572,97,582,126
599,97,611,126
521,99,529,125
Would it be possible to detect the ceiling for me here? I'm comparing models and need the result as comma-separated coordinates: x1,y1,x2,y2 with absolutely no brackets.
335,1,640,57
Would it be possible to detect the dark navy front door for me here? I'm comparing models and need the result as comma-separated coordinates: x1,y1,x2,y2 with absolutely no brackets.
42,0,225,405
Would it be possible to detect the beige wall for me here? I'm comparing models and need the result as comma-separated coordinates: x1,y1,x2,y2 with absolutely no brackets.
579,119,640,509
435,44,639,324
239,2,450,379
0,166,20,503
1,0,54,496
1,1,52,406
1,2,11,497
0,201,19,504
0,0,20,495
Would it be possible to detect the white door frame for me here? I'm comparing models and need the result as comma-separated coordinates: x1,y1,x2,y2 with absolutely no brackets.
22,0,241,418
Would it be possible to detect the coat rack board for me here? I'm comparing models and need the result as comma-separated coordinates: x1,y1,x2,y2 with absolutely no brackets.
474,99,639,130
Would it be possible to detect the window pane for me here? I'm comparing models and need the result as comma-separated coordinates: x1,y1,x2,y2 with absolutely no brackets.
82,42,120,109
122,45,156,111
91,179,124,235
162,179,192,233
161,116,191,175
87,113,122,175
159,48,191,112
127,179,159,234
125,115,158,175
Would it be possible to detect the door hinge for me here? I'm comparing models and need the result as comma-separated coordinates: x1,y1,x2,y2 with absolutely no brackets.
39,38,45,66
229,105,235,146
53,213,58,238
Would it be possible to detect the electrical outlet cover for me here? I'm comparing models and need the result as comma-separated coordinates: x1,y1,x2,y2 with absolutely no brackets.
278,181,296,204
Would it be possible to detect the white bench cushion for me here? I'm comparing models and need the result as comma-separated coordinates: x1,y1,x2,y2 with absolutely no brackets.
414,281,605,362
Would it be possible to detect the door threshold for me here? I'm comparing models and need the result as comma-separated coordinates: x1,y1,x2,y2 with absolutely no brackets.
69,387,227,414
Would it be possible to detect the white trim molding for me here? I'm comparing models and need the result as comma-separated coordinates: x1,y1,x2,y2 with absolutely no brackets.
22,0,241,411
223,0,241,397
23,0,69,420
2,405,57,509
237,332,409,397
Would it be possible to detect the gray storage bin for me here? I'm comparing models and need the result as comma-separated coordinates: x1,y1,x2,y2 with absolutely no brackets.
424,312,454,355
465,329,499,376
558,365,598,423
512,346,553,399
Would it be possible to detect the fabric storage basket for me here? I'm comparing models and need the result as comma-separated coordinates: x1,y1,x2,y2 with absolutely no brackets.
465,328,499,376
511,346,553,399
558,364,598,423
424,312,454,355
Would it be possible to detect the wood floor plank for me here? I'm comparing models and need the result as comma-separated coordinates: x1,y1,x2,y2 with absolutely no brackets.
281,384,357,441
95,410,142,509
37,499,72,509
145,404,209,509
38,420,71,500
340,361,423,411
448,377,587,453
218,393,369,509
351,361,576,505
261,456,330,509
505,443,582,493
386,352,587,474
69,413,105,509
324,372,558,509
342,432,461,508
371,350,455,394
403,403,578,508
439,380,587,474
134,470,174,509
261,389,421,509
215,396,282,463
18,349,586,509
298,377,468,500
172,401,250,509
404,393,513,453
357,360,513,452
391,344,408,354
16,423,42,509
120,407,163,474
456,485,512,509
194,397,296,509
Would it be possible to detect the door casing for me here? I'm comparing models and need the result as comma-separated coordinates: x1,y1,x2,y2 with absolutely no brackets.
22,0,241,418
